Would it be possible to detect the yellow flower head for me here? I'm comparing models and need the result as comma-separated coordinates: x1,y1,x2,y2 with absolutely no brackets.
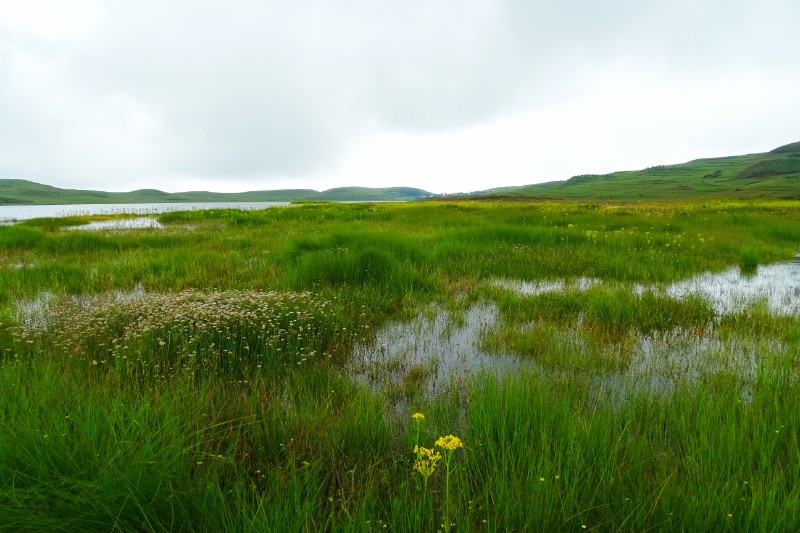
414,458,437,479
435,435,464,451
412,412,425,421
416,446,440,461
413,446,441,481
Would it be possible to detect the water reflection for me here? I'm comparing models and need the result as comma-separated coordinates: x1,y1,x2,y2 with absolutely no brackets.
591,329,775,408
666,262,800,315
355,260,798,406
350,303,525,395
67,217,164,231
490,277,600,296
16,284,146,330
0,201,289,223
353,299,782,407
491,259,800,316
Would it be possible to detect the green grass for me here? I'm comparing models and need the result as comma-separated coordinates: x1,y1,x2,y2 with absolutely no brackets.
1,199,799,530
739,249,761,274
482,142,800,200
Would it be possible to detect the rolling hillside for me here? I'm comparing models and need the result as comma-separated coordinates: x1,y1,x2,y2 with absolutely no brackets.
480,141,800,200
3,141,799,204
0,180,434,205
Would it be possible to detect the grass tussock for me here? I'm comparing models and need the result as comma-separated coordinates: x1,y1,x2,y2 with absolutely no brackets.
15,290,359,384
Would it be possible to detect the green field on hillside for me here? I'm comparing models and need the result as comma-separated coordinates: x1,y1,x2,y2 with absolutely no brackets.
1,199,799,531
483,141,800,200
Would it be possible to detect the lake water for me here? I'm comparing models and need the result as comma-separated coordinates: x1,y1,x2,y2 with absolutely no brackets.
0,201,290,223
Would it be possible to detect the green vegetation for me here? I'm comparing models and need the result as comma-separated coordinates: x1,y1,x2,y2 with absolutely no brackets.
4,141,800,206
483,141,800,200
1,199,799,531
0,179,433,205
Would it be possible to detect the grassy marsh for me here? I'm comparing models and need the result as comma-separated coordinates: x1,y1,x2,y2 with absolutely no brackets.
1,199,799,531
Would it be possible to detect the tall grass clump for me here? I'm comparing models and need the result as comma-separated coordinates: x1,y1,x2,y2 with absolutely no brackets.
739,249,760,275
17,215,106,229
486,285,715,336
284,230,435,305
0,226,44,248
464,362,800,531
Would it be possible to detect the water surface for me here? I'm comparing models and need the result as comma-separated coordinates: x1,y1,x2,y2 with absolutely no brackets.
666,261,800,315
491,258,800,316
350,303,525,395
355,260,798,405
0,201,289,223
66,217,165,231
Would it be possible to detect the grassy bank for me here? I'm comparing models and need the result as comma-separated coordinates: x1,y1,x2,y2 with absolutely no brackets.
1,199,799,531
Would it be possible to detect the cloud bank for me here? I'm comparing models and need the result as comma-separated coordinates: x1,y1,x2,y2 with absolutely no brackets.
1,0,798,193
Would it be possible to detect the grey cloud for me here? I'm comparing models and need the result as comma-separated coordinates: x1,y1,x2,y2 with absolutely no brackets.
0,0,799,189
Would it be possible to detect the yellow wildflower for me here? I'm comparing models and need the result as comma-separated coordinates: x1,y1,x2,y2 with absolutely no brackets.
435,435,464,451
413,446,441,483
415,446,441,463
412,412,425,421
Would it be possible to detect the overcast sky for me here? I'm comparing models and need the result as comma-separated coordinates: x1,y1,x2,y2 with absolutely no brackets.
1,1,798,194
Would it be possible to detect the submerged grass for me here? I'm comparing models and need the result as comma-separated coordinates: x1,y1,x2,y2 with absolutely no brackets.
1,199,799,530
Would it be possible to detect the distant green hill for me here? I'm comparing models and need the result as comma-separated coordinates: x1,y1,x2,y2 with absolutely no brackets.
4,141,799,204
0,179,434,205
478,141,800,200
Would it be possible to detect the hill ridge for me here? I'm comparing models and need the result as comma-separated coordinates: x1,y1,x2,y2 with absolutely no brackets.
476,141,800,200
0,180,435,205
4,141,799,204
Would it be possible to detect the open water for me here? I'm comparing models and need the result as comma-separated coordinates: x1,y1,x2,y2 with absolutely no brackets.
0,202,289,223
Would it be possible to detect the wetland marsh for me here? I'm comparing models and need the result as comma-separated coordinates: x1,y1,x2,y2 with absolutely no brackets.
1,199,799,531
